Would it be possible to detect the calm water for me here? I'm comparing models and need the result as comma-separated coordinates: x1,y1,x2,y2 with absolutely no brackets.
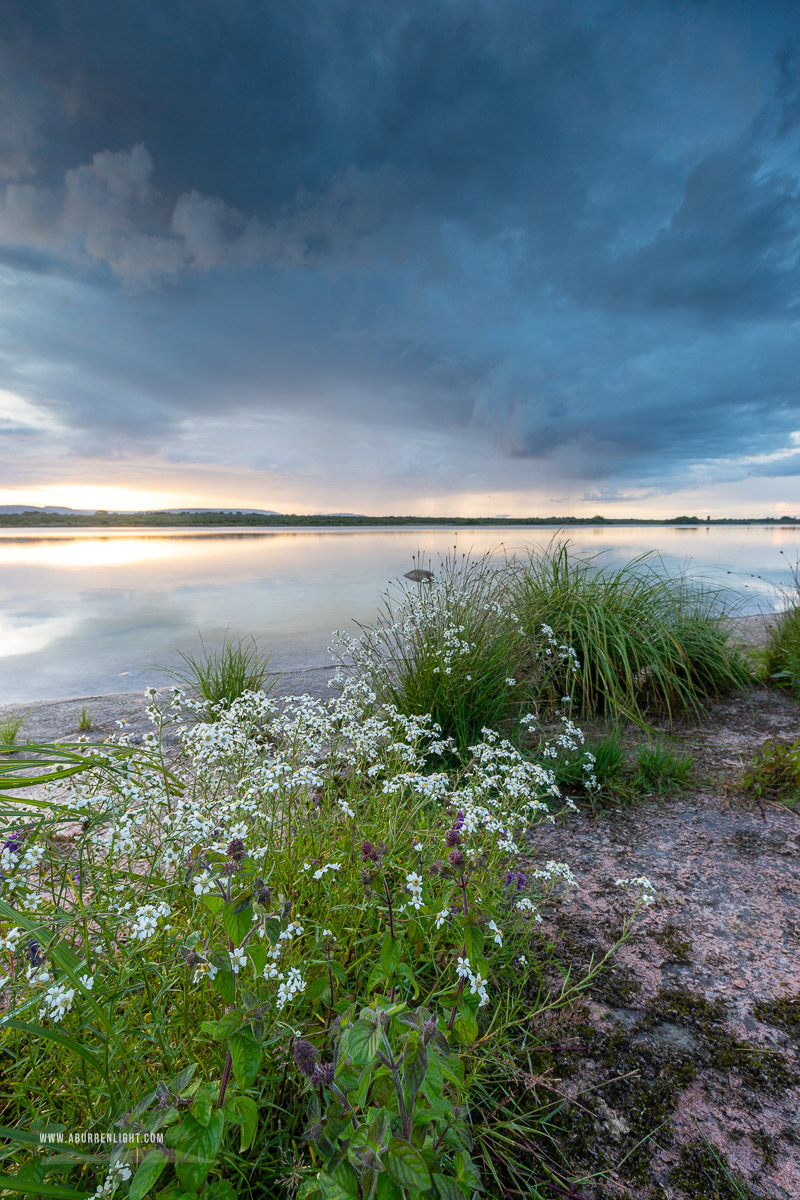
1,524,798,703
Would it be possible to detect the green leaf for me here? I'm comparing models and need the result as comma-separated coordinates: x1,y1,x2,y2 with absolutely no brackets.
208,953,235,1005
229,1029,261,1087
330,960,348,985
380,932,401,977
174,1110,225,1192
169,1064,198,1094
318,1160,360,1200
365,961,387,993
347,1019,381,1066
207,1182,238,1200
223,893,253,945
384,1138,431,1191
420,1051,448,1112
129,1149,169,1200
403,1038,428,1097
463,922,484,962
202,894,224,916
368,1106,392,1148
264,916,282,944
374,1175,404,1200
246,943,268,975
223,1094,258,1151
452,1004,477,1046
190,1093,213,1127
352,1063,373,1108
396,961,419,998
432,1174,466,1200
201,1012,244,1042
307,974,333,1003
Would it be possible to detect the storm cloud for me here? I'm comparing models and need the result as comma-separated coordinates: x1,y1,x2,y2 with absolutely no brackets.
0,0,798,513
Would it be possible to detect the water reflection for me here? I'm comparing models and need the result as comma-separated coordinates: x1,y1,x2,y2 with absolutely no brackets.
1,525,798,703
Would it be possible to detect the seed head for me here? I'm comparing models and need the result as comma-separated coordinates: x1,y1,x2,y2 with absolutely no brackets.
361,840,379,862
445,829,461,847
448,848,465,868
314,1061,335,1087
227,838,246,862
293,1039,318,1078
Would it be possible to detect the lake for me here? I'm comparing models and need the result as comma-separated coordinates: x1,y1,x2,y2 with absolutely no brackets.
1,524,798,703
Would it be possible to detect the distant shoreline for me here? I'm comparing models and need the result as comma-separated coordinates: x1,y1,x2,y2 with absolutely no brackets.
1,514,799,530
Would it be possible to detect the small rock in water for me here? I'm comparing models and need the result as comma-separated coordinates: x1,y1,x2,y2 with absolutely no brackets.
403,568,434,582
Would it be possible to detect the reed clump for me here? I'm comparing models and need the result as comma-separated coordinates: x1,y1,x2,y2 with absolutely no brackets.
762,555,800,698
509,542,749,724
170,633,274,719
334,552,531,753
343,544,749,747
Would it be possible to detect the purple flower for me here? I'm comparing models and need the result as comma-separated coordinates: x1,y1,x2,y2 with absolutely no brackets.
454,811,465,832
504,870,527,892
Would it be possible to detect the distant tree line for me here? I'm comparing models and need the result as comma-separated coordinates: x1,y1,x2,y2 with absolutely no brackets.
0,511,797,528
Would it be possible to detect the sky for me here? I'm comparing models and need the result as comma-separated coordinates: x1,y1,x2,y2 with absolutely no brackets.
0,0,798,518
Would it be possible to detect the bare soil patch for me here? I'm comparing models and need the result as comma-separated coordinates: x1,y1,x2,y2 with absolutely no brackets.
525,686,800,1199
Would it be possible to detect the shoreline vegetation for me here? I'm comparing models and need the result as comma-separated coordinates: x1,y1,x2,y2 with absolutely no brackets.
0,510,799,528
0,547,797,1198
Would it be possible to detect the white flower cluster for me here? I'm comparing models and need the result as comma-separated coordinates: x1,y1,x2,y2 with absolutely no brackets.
455,955,489,1007
90,1159,132,1198
404,871,424,911
263,920,304,979
514,897,543,922
128,901,172,941
38,981,76,1022
539,624,581,673
615,875,656,906
275,965,306,1009
304,862,341,881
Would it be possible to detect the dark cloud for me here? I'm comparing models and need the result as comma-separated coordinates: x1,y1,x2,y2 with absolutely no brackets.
0,0,799,504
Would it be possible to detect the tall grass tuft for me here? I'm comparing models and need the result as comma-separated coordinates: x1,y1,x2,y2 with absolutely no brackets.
510,541,749,724
0,710,27,747
171,633,274,718
334,552,530,754
633,739,694,794
763,555,800,698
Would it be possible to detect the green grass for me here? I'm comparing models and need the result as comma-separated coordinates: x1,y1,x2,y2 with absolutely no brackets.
632,739,694,794
77,706,93,732
554,729,629,807
763,556,800,698
343,543,750,754
0,710,27,747
510,540,750,724
345,552,530,753
170,633,274,718
554,729,694,806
